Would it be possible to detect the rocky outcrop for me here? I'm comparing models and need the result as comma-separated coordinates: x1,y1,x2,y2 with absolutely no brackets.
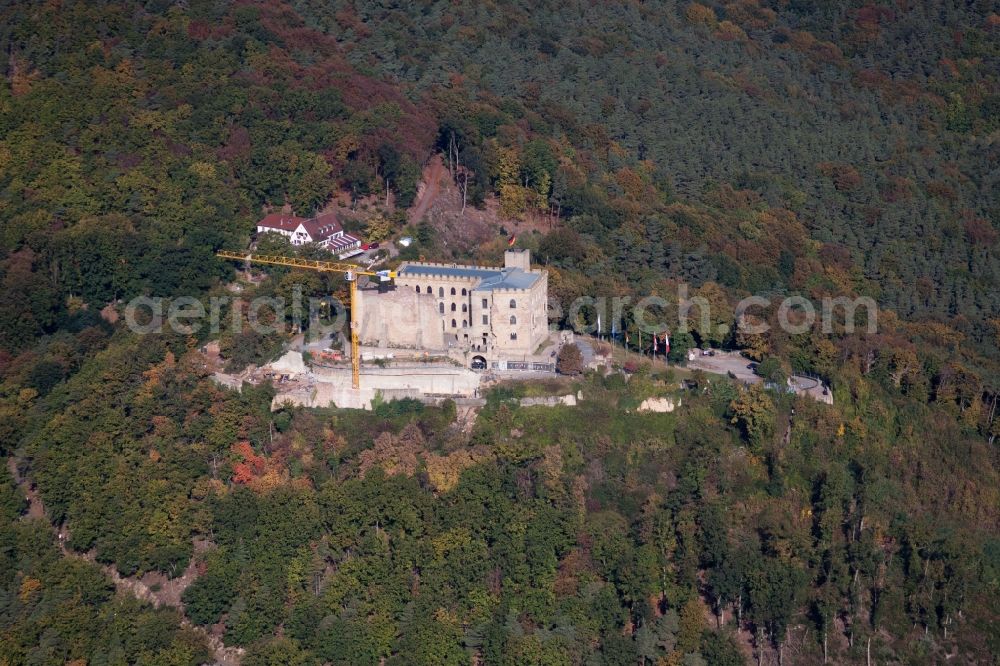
637,396,679,413
519,394,577,407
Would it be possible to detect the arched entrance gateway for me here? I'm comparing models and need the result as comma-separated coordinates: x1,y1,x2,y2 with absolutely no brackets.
471,355,487,370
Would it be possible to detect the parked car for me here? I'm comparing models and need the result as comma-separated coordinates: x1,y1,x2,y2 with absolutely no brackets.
361,242,380,251
471,359,487,370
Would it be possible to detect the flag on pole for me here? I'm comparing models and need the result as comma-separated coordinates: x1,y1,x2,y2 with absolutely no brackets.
507,234,517,247
596,314,601,337
664,332,670,354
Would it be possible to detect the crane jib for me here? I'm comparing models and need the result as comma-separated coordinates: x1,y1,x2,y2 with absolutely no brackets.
216,250,396,390
214,250,395,278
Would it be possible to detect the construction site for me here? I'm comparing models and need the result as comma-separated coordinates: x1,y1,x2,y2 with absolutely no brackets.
211,250,588,410
209,330,586,410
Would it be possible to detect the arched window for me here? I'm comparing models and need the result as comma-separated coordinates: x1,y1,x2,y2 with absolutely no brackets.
462,304,467,312
510,315,517,325
509,299,517,308
461,288,467,296
426,285,432,294
510,332,517,340
450,287,456,295
462,320,467,328
451,319,457,328
438,287,444,297
415,285,421,293
439,303,444,314
451,303,457,311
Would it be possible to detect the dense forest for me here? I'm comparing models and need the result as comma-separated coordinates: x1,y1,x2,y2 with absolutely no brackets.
2,338,997,664
0,0,998,664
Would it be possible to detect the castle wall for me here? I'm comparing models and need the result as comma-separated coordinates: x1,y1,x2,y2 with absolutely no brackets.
395,272,480,343
366,252,549,355
355,287,445,349
477,271,549,353
504,248,531,271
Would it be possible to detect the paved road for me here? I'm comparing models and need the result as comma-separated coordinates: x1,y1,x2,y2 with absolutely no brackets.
575,337,596,366
301,332,338,353
357,245,393,268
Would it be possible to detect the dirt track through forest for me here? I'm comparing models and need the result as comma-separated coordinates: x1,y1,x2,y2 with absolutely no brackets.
409,154,446,224
6,456,242,666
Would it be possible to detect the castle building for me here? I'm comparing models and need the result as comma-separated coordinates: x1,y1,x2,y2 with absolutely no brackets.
356,249,548,357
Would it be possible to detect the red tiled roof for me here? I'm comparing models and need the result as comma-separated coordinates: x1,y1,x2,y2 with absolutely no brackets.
257,213,306,232
300,213,344,242
256,212,345,243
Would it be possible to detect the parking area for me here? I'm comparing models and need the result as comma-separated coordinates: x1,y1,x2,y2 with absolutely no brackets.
688,350,759,382
688,350,832,404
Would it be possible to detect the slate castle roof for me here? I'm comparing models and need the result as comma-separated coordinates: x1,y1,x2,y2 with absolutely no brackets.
398,263,541,291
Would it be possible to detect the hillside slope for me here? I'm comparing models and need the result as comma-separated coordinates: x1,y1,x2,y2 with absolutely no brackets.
0,1,998,665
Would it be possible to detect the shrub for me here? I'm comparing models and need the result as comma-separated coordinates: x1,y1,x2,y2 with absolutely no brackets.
557,343,584,375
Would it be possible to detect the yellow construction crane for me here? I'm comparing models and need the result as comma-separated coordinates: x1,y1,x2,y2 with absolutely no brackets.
217,250,396,389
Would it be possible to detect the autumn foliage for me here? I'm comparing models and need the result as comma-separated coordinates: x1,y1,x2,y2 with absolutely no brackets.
230,440,293,493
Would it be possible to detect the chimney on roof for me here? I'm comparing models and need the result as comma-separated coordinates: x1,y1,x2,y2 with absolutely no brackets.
281,202,293,215
504,249,530,271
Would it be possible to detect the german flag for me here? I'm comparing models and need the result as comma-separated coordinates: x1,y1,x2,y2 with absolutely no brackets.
507,234,517,247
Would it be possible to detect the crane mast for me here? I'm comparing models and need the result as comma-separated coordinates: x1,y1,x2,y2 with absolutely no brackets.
216,250,396,389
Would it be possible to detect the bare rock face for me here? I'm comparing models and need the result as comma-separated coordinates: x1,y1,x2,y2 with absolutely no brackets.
267,351,307,374
637,396,678,413
519,394,577,407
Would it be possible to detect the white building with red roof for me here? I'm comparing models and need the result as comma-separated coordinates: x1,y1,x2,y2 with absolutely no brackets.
255,212,362,259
